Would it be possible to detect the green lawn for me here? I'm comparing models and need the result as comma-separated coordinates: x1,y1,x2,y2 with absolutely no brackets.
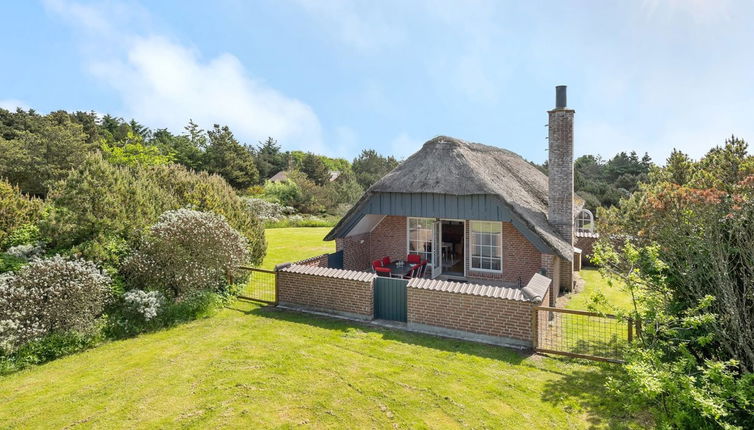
0,228,642,428
259,227,334,269
0,300,635,428
567,268,634,312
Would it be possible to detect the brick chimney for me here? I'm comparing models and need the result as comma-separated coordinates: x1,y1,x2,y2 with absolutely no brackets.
547,85,574,245
547,85,575,293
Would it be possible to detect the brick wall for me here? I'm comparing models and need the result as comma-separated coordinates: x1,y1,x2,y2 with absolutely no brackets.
407,287,535,343
294,254,329,267
466,221,543,285
369,216,407,262
337,233,370,271
575,235,598,267
277,267,375,319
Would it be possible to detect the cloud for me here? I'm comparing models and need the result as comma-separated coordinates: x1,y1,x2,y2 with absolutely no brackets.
45,0,323,151
0,99,29,111
292,0,402,52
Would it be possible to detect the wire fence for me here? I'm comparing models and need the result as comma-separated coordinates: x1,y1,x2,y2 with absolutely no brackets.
236,266,277,304
534,306,635,363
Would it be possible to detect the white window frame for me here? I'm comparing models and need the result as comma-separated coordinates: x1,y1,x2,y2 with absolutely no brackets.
577,209,595,233
406,217,433,262
469,221,503,273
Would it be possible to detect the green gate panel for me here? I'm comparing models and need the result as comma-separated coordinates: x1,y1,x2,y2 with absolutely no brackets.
374,277,408,322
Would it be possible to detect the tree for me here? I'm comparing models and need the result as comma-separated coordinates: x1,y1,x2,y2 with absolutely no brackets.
0,114,91,196
254,137,289,181
301,152,330,185
150,128,203,170
352,149,399,189
102,131,173,167
664,149,694,185
203,124,259,189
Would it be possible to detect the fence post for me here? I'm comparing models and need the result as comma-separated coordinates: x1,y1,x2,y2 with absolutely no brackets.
531,306,539,350
627,317,633,343
273,268,279,306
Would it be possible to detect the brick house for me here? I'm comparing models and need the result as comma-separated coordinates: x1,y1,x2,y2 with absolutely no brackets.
324,86,585,305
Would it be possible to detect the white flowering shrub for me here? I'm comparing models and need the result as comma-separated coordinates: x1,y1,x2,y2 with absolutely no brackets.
245,198,295,221
122,209,249,299
5,243,44,261
123,290,165,321
0,256,111,353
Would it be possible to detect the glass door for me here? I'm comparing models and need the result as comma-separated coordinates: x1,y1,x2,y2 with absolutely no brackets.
431,220,442,278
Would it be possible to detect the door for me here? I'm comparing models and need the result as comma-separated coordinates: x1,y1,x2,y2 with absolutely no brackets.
374,277,408,322
431,220,442,278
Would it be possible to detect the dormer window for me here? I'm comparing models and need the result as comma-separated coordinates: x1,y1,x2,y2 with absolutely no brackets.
577,209,595,233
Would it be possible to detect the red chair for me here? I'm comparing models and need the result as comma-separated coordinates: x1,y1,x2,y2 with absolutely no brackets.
375,267,392,277
418,260,429,278
382,256,391,266
372,259,383,271
403,263,422,279
407,254,421,264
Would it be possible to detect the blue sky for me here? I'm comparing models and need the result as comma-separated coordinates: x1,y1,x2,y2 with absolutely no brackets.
1,0,752,163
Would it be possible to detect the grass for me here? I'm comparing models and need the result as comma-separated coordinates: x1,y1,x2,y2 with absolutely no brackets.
259,227,334,269
567,268,634,312
0,301,636,428
0,228,643,428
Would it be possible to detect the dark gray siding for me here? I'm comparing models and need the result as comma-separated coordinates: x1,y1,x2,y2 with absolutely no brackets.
332,192,555,255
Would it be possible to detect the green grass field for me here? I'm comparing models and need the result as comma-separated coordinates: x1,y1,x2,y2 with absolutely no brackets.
259,227,334,269
567,268,633,312
0,229,641,428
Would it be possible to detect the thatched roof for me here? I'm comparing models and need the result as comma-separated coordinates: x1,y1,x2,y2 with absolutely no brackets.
327,136,582,260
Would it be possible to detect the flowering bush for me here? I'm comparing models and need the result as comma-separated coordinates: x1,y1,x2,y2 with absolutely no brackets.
245,197,295,221
0,256,111,353
122,209,249,299
5,243,44,261
123,289,165,321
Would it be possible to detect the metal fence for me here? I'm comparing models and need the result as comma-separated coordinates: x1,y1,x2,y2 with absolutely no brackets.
236,266,277,305
533,306,636,363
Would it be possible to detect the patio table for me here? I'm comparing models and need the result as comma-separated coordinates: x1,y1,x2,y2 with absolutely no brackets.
384,261,416,278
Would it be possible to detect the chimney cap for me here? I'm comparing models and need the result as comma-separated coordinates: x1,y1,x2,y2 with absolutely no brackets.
555,85,567,108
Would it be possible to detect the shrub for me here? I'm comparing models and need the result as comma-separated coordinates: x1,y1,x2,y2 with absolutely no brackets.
123,289,165,321
122,209,249,299
0,180,43,249
245,197,295,221
0,254,25,274
0,255,111,353
45,155,266,266
5,243,44,261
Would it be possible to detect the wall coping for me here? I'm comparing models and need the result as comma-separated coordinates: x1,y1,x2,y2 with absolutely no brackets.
520,273,551,303
408,277,529,302
575,231,600,238
293,253,330,266
280,264,377,282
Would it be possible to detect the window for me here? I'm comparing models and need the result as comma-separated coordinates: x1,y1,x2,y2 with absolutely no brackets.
407,218,433,262
470,221,502,272
577,209,595,233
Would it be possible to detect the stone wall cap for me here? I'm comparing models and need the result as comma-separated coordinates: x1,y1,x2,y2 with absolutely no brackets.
280,264,377,282
407,277,530,302
520,273,552,303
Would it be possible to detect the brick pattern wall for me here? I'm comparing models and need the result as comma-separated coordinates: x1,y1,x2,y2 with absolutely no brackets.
466,221,542,285
337,233,370,271
541,254,558,307
294,254,329,267
575,235,598,267
547,107,575,245
369,216,407,263
277,270,374,318
408,287,535,342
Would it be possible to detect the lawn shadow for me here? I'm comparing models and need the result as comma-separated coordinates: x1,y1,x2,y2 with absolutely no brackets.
539,358,647,429
239,303,530,365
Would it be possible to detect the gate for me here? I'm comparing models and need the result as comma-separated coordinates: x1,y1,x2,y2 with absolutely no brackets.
374,277,408,322
236,266,277,305
533,306,637,363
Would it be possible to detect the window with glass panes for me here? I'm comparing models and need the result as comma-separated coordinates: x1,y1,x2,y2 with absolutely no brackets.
470,221,502,271
407,218,433,262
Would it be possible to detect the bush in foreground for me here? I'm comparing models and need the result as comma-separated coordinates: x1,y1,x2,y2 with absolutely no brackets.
0,255,111,354
122,209,249,299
